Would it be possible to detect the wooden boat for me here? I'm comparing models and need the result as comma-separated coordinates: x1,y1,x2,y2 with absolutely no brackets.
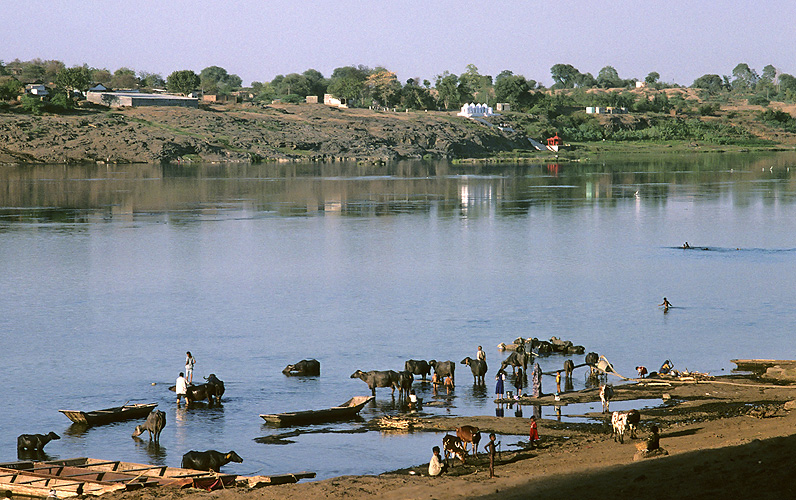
0,466,132,498
3,458,236,490
59,403,157,425
260,396,374,425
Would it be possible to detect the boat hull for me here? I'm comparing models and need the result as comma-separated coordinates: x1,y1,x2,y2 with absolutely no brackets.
260,396,374,426
59,403,158,425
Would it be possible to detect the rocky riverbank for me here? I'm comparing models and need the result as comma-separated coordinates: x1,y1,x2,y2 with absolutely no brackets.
0,103,533,164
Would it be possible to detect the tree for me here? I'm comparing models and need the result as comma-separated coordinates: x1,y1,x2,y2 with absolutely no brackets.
200,65,242,94
494,74,537,111
597,66,622,88
302,68,328,98
0,76,23,100
55,66,91,100
365,69,400,106
400,79,434,110
167,70,200,95
435,71,462,109
91,68,112,86
458,64,492,104
575,72,597,88
139,71,165,89
550,64,581,89
111,67,138,89
645,72,660,85
327,65,370,104
731,63,759,90
761,65,777,83
692,74,724,93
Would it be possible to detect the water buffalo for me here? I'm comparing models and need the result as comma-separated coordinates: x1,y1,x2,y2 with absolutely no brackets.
204,374,225,404
132,409,166,443
398,370,414,398
564,359,575,378
282,359,320,376
181,450,242,472
429,360,455,384
350,370,401,396
460,357,487,385
17,432,59,452
404,359,431,380
500,350,530,374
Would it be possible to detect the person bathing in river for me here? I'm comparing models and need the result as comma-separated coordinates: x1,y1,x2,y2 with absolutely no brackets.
444,375,454,393
185,351,196,384
658,297,672,312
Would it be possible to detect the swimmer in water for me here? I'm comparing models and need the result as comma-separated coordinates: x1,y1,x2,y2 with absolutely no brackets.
658,297,672,312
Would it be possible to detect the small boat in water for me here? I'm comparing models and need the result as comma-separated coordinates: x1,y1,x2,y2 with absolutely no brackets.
59,403,157,425
260,396,374,426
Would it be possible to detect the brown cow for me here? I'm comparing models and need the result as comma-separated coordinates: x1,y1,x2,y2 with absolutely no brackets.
456,425,482,458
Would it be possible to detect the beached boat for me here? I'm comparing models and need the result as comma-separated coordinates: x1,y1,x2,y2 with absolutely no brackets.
260,396,374,425
1,457,236,490
59,403,157,425
0,466,135,498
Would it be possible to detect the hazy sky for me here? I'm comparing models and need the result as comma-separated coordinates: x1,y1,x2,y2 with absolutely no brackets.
4,0,796,87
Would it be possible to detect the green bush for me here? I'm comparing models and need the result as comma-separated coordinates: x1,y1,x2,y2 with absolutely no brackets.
747,95,770,106
20,95,45,115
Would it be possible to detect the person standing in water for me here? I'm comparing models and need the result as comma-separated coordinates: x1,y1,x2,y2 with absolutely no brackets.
185,351,196,384
658,297,672,312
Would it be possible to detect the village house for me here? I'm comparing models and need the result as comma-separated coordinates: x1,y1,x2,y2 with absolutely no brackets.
25,83,49,97
86,90,198,108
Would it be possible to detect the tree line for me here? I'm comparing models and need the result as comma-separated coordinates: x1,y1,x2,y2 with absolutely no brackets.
3,58,796,113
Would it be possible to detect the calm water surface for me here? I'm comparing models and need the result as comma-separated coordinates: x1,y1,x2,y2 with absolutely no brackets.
2,153,796,478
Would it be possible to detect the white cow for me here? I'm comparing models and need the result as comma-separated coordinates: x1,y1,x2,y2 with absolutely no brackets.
611,411,628,443
600,384,614,413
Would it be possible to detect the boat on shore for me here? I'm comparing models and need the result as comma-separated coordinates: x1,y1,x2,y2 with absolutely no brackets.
260,396,374,426
59,403,157,425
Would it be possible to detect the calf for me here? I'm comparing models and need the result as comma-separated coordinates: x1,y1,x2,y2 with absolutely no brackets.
398,370,414,398
625,409,641,439
442,435,466,465
132,409,166,442
611,411,628,443
599,384,614,413
456,425,481,458
17,432,60,452
181,450,243,472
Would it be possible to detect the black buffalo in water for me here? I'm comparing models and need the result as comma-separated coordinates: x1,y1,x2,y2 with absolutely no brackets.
171,374,224,405
181,450,242,472
398,370,414,398
500,350,530,374
429,360,455,383
282,359,320,376
132,409,166,443
17,432,59,452
350,369,401,396
460,357,487,385
404,359,431,380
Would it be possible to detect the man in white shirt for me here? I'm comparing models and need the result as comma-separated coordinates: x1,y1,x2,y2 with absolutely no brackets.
176,372,189,406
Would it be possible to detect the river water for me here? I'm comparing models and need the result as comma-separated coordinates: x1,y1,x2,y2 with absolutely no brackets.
2,153,796,479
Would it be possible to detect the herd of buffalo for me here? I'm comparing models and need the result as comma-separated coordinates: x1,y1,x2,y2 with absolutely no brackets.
17,337,598,474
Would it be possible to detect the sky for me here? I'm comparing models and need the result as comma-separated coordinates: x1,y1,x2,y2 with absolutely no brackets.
4,0,796,87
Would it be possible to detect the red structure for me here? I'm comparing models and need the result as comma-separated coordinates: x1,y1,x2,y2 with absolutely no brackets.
547,134,563,146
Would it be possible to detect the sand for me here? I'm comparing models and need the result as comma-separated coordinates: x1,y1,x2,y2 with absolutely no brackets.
100,375,796,500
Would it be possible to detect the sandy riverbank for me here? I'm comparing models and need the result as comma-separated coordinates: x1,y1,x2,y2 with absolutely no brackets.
96,374,796,500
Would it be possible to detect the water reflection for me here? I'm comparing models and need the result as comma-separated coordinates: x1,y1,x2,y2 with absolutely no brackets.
132,437,167,465
17,449,55,462
2,153,795,224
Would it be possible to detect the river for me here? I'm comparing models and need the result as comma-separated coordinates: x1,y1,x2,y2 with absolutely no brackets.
2,152,796,479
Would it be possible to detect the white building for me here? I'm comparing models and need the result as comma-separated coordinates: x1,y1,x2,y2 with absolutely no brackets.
457,102,494,117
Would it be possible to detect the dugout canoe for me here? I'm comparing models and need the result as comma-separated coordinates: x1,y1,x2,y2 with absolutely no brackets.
260,396,374,426
58,403,157,425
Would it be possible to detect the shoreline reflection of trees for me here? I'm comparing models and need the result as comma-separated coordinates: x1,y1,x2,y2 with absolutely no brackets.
1,154,795,223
